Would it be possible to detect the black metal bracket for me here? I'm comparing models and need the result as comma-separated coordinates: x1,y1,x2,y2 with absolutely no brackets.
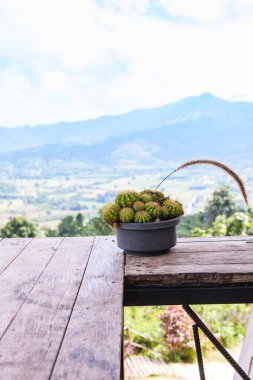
183,305,250,380
124,285,253,306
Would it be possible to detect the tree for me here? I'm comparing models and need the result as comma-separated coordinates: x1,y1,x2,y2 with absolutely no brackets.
177,213,205,237
57,213,84,237
226,212,249,236
1,217,36,238
82,215,113,236
204,186,239,223
45,212,113,237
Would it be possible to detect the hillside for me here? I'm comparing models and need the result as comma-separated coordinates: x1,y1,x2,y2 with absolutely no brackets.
0,93,253,177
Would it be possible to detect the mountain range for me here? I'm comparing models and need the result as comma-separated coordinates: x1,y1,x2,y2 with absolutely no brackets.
1,93,253,177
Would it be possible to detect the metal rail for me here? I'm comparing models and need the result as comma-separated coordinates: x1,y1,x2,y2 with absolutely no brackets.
183,305,250,380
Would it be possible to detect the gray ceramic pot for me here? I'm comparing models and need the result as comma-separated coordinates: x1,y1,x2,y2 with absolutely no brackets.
116,217,180,256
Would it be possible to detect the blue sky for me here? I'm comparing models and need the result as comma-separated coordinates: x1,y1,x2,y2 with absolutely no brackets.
0,0,253,127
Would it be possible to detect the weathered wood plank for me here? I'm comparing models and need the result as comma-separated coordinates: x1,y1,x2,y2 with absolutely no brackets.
179,236,253,242
0,238,32,275
51,236,124,380
0,237,94,380
125,237,253,287
126,249,253,266
234,309,253,380
0,237,63,339
171,240,253,253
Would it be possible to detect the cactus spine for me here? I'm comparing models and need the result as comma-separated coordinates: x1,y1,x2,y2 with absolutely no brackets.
115,190,138,207
139,193,153,203
145,201,161,218
119,207,135,223
163,199,184,218
134,211,151,223
102,189,184,225
102,204,120,226
133,200,145,211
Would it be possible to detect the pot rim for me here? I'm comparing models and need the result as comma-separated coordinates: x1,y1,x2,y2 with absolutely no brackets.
117,216,181,230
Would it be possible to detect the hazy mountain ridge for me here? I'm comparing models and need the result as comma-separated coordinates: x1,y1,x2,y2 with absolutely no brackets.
1,93,253,177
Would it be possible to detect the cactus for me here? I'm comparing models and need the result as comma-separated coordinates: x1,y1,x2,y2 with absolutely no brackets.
145,201,161,218
119,207,135,223
134,210,151,223
163,199,184,218
133,200,145,211
102,189,184,225
140,189,165,202
102,203,120,226
115,190,138,207
139,193,153,203
160,206,170,220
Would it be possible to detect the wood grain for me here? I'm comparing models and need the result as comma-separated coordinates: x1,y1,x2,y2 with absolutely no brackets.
0,237,63,339
51,236,124,380
179,236,253,242
0,237,94,380
125,237,253,287
0,238,32,275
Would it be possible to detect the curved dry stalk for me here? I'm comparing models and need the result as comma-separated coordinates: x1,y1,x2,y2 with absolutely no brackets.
156,159,249,206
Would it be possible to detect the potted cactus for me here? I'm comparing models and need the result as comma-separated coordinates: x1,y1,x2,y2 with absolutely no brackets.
102,189,184,255
102,159,249,256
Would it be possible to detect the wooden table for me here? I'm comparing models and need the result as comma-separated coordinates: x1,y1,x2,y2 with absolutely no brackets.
0,236,124,380
1,236,253,379
125,236,253,306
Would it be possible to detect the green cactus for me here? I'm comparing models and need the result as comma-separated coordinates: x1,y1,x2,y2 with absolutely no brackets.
102,203,120,226
133,200,145,211
162,199,184,218
139,189,165,202
134,210,151,223
139,193,153,203
160,206,170,220
115,190,138,207
145,201,161,218
119,207,135,223
102,189,183,226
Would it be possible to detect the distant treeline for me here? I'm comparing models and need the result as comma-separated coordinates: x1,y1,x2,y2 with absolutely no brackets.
1,186,252,239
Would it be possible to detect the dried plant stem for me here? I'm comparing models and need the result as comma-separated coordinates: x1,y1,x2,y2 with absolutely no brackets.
156,159,249,206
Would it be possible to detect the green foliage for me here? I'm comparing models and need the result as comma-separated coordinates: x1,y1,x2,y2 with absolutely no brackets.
125,304,252,362
0,217,36,238
211,214,227,236
57,213,84,237
177,213,205,237
191,227,212,237
185,186,252,238
124,306,165,359
191,211,251,238
205,185,240,223
46,212,113,237
226,212,249,236
82,215,113,236
194,304,253,347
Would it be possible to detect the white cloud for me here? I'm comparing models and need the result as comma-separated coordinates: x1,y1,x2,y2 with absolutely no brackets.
158,0,229,24
0,0,253,126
